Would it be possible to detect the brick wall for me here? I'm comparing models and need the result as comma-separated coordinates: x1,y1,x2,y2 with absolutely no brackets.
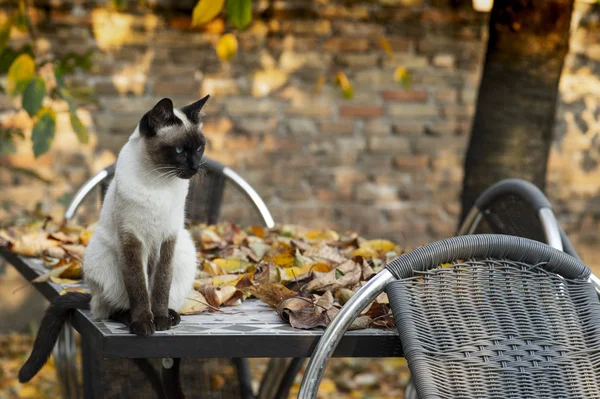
1,0,600,268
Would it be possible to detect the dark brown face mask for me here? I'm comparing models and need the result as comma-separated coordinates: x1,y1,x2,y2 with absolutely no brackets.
138,96,209,179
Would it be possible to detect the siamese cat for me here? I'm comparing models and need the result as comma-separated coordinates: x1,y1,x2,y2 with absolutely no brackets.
19,96,209,383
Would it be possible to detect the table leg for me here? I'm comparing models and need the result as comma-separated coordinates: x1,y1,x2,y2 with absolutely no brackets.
81,333,104,399
53,325,81,399
274,358,305,399
258,358,304,399
233,358,254,399
161,358,184,399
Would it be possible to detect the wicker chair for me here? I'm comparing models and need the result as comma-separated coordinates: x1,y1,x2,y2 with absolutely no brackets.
458,178,579,258
398,178,590,398
298,234,600,398
56,157,275,399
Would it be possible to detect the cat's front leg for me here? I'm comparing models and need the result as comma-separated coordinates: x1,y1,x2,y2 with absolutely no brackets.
120,231,155,336
152,236,177,331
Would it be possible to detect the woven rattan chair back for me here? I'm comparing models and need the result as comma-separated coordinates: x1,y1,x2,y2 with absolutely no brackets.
388,257,600,398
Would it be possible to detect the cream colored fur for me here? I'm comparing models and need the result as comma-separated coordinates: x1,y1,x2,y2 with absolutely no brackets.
83,113,198,320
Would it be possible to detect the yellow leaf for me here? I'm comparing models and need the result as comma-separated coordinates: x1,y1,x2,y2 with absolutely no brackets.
213,258,253,273
352,239,396,259
363,239,395,253
216,33,238,62
18,385,43,398
79,229,93,245
212,274,243,287
191,0,225,27
394,66,411,88
336,71,354,99
379,36,394,57
7,54,36,96
278,264,314,283
271,252,295,268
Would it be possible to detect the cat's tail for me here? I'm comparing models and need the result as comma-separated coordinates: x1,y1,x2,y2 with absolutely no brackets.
19,292,91,383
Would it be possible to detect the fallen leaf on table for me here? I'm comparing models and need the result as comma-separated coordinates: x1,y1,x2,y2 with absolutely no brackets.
214,258,253,273
251,282,296,308
179,290,209,315
32,264,72,283
61,244,85,259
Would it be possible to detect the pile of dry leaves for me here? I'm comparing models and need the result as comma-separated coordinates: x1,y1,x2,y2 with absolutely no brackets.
0,220,404,330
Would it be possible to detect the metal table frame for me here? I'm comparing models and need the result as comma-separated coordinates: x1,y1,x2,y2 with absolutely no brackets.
2,247,402,399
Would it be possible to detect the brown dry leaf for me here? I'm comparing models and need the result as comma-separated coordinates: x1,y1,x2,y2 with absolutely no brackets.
277,296,312,321
336,263,362,289
349,316,373,331
79,229,93,245
61,244,85,259
304,270,337,293
48,232,77,244
305,244,346,265
251,283,296,308
179,290,209,315
314,290,334,314
9,232,59,257
335,288,354,305
288,306,328,329
43,246,67,258
197,285,221,308
254,261,278,284
361,262,376,280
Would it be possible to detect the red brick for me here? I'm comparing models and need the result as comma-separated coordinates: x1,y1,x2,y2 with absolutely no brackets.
382,90,428,102
339,105,383,119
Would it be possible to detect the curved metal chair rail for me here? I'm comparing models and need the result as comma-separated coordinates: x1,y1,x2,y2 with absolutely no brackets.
458,179,563,251
64,158,275,228
298,234,594,398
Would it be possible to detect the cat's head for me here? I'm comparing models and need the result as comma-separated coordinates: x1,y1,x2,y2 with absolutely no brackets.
138,96,209,179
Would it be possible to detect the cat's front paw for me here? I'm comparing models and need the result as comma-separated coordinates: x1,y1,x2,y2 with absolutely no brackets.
168,309,181,326
154,316,172,331
130,317,155,336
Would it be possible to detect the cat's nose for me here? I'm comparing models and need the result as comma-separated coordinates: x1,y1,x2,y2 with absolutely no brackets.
190,164,200,172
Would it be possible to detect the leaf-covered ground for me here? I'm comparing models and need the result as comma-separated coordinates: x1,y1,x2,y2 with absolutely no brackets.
0,220,407,330
0,332,410,398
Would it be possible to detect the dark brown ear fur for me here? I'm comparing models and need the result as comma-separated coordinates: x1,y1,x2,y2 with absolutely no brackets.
139,98,182,137
180,95,210,124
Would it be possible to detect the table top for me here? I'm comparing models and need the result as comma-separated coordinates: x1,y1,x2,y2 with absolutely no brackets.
1,247,403,359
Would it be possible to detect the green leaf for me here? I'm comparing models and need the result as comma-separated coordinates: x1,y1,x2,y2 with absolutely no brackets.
31,108,56,158
0,128,24,154
69,111,88,144
227,0,252,30
7,53,35,96
22,77,46,117
112,0,125,10
54,65,66,88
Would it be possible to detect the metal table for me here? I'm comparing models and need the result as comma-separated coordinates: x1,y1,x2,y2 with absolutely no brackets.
1,247,403,398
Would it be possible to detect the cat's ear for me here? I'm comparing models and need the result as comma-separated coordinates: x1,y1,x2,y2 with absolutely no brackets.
139,98,178,137
181,95,210,124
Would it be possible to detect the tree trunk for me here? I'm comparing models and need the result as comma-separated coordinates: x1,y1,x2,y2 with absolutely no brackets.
460,0,575,222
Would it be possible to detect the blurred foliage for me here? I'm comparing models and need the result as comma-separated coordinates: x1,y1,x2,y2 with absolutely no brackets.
1,0,92,159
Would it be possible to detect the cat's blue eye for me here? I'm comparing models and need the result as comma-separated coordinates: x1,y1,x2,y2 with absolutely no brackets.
175,146,184,154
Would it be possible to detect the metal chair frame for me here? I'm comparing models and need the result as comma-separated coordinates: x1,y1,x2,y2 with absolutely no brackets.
299,178,600,398
54,156,276,399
